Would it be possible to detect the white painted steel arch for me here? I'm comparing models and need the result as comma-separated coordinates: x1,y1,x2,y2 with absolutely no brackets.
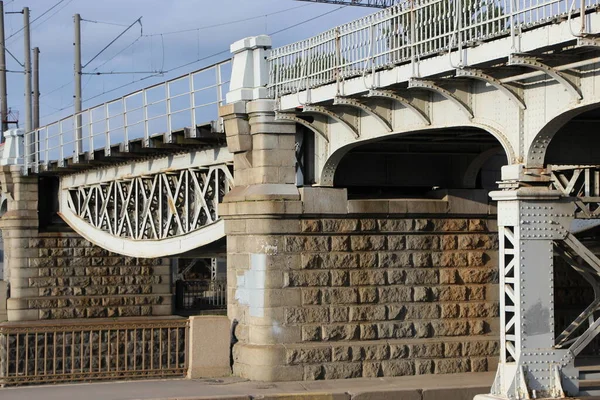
59,148,233,257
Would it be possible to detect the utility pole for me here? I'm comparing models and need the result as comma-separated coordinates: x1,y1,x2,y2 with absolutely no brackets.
0,1,8,136
33,47,39,129
74,13,82,156
23,7,31,136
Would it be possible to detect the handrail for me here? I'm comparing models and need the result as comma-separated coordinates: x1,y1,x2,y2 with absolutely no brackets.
267,0,598,99
23,59,231,175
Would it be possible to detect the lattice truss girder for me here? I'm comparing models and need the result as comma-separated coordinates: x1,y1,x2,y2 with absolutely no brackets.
551,165,600,218
66,165,233,241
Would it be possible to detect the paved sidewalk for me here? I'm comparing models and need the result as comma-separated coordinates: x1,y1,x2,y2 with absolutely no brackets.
0,372,495,400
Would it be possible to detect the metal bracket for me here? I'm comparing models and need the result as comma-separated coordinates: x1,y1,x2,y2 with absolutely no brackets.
508,55,582,100
275,112,329,143
333,96,392,132
576,36,600,48
408,78,474,119
456,68,526,110
302,105,360,139
366,89,431,125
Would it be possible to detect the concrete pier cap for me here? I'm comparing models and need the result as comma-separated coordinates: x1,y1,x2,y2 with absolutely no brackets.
227,35,272,104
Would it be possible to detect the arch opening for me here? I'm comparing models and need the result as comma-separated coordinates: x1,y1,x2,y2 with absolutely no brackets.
545,107,600,166
332,126,508,198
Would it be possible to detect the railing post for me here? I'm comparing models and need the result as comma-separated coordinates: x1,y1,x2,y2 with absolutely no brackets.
410,0,416,77
190,73,197,136
23,129,29,174
166,83,172,143
89,111,95,160
335,27,342,96
143,89,149,147
123,97,129,152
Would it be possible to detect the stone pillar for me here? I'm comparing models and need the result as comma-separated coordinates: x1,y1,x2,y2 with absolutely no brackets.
220,98,302,380
0,165,39,321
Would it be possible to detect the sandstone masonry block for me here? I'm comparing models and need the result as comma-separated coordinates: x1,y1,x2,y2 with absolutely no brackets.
351,236,386,251
379,253,411,268
323,362,362,379
406,235,439,250
322,324,359,341
285,307,329,324
382,360,414,376
350,305,387,322
435,358,470,374
379,286,412,303
350,270,386,286
287,348,331,364
322,219,358,233
322,288,358,305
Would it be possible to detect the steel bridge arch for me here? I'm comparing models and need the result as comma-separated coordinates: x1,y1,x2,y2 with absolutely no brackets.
58,148,233,258
319,122,516,187
526,101,600,168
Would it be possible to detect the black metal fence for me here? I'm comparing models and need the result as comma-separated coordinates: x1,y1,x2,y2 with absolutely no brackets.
175,280,227,311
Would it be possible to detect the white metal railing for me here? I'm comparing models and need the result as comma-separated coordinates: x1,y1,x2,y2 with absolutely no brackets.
268,0,599,98
24,59,231,174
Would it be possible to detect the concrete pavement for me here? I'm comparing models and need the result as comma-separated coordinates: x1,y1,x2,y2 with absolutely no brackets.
0,371,495,400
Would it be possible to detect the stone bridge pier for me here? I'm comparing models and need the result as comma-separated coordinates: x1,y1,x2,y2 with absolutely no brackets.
220,98,500,381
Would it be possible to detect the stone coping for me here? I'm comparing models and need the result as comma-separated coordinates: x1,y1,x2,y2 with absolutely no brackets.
221,188,496,217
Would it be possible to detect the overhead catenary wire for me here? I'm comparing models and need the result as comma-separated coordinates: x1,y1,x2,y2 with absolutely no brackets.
6,0,68,41
41,2,320,102
142,3,312,37
40,3,347,122
82,17,143,69
80,18,129,28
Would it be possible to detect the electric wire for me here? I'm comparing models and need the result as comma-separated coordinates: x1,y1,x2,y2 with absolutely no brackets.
40,4,347,122
6,0,68,41
142,3,312,37
82,17,142,69
81,18,129,27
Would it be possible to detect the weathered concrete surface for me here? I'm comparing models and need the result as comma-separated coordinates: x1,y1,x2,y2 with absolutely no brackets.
188,315,232,378
0,371,494,400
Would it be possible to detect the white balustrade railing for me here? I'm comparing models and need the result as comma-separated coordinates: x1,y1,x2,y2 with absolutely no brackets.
24,59,231,174
268,0,598,98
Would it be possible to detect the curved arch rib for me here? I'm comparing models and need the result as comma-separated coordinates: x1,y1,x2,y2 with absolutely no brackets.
463,146,504,188
455,68,526,110
60,206,225,258
508,55,582,100
303,105,360,139
408,78,474,119
333,96,392,132
366,89,431,125
275,112,329,142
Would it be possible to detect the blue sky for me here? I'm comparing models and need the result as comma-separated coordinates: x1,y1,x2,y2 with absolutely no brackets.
1,0,372,127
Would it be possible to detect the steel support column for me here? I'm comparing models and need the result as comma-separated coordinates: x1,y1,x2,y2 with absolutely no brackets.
486,186,577,399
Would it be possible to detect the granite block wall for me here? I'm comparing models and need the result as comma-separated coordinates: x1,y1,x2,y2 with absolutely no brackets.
225,209,500,381
10,232,172,320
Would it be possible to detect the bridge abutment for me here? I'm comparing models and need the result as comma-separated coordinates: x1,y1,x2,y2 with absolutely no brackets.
0,166,173,321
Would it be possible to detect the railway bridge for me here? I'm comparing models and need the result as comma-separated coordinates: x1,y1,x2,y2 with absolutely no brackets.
2,0,600,398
